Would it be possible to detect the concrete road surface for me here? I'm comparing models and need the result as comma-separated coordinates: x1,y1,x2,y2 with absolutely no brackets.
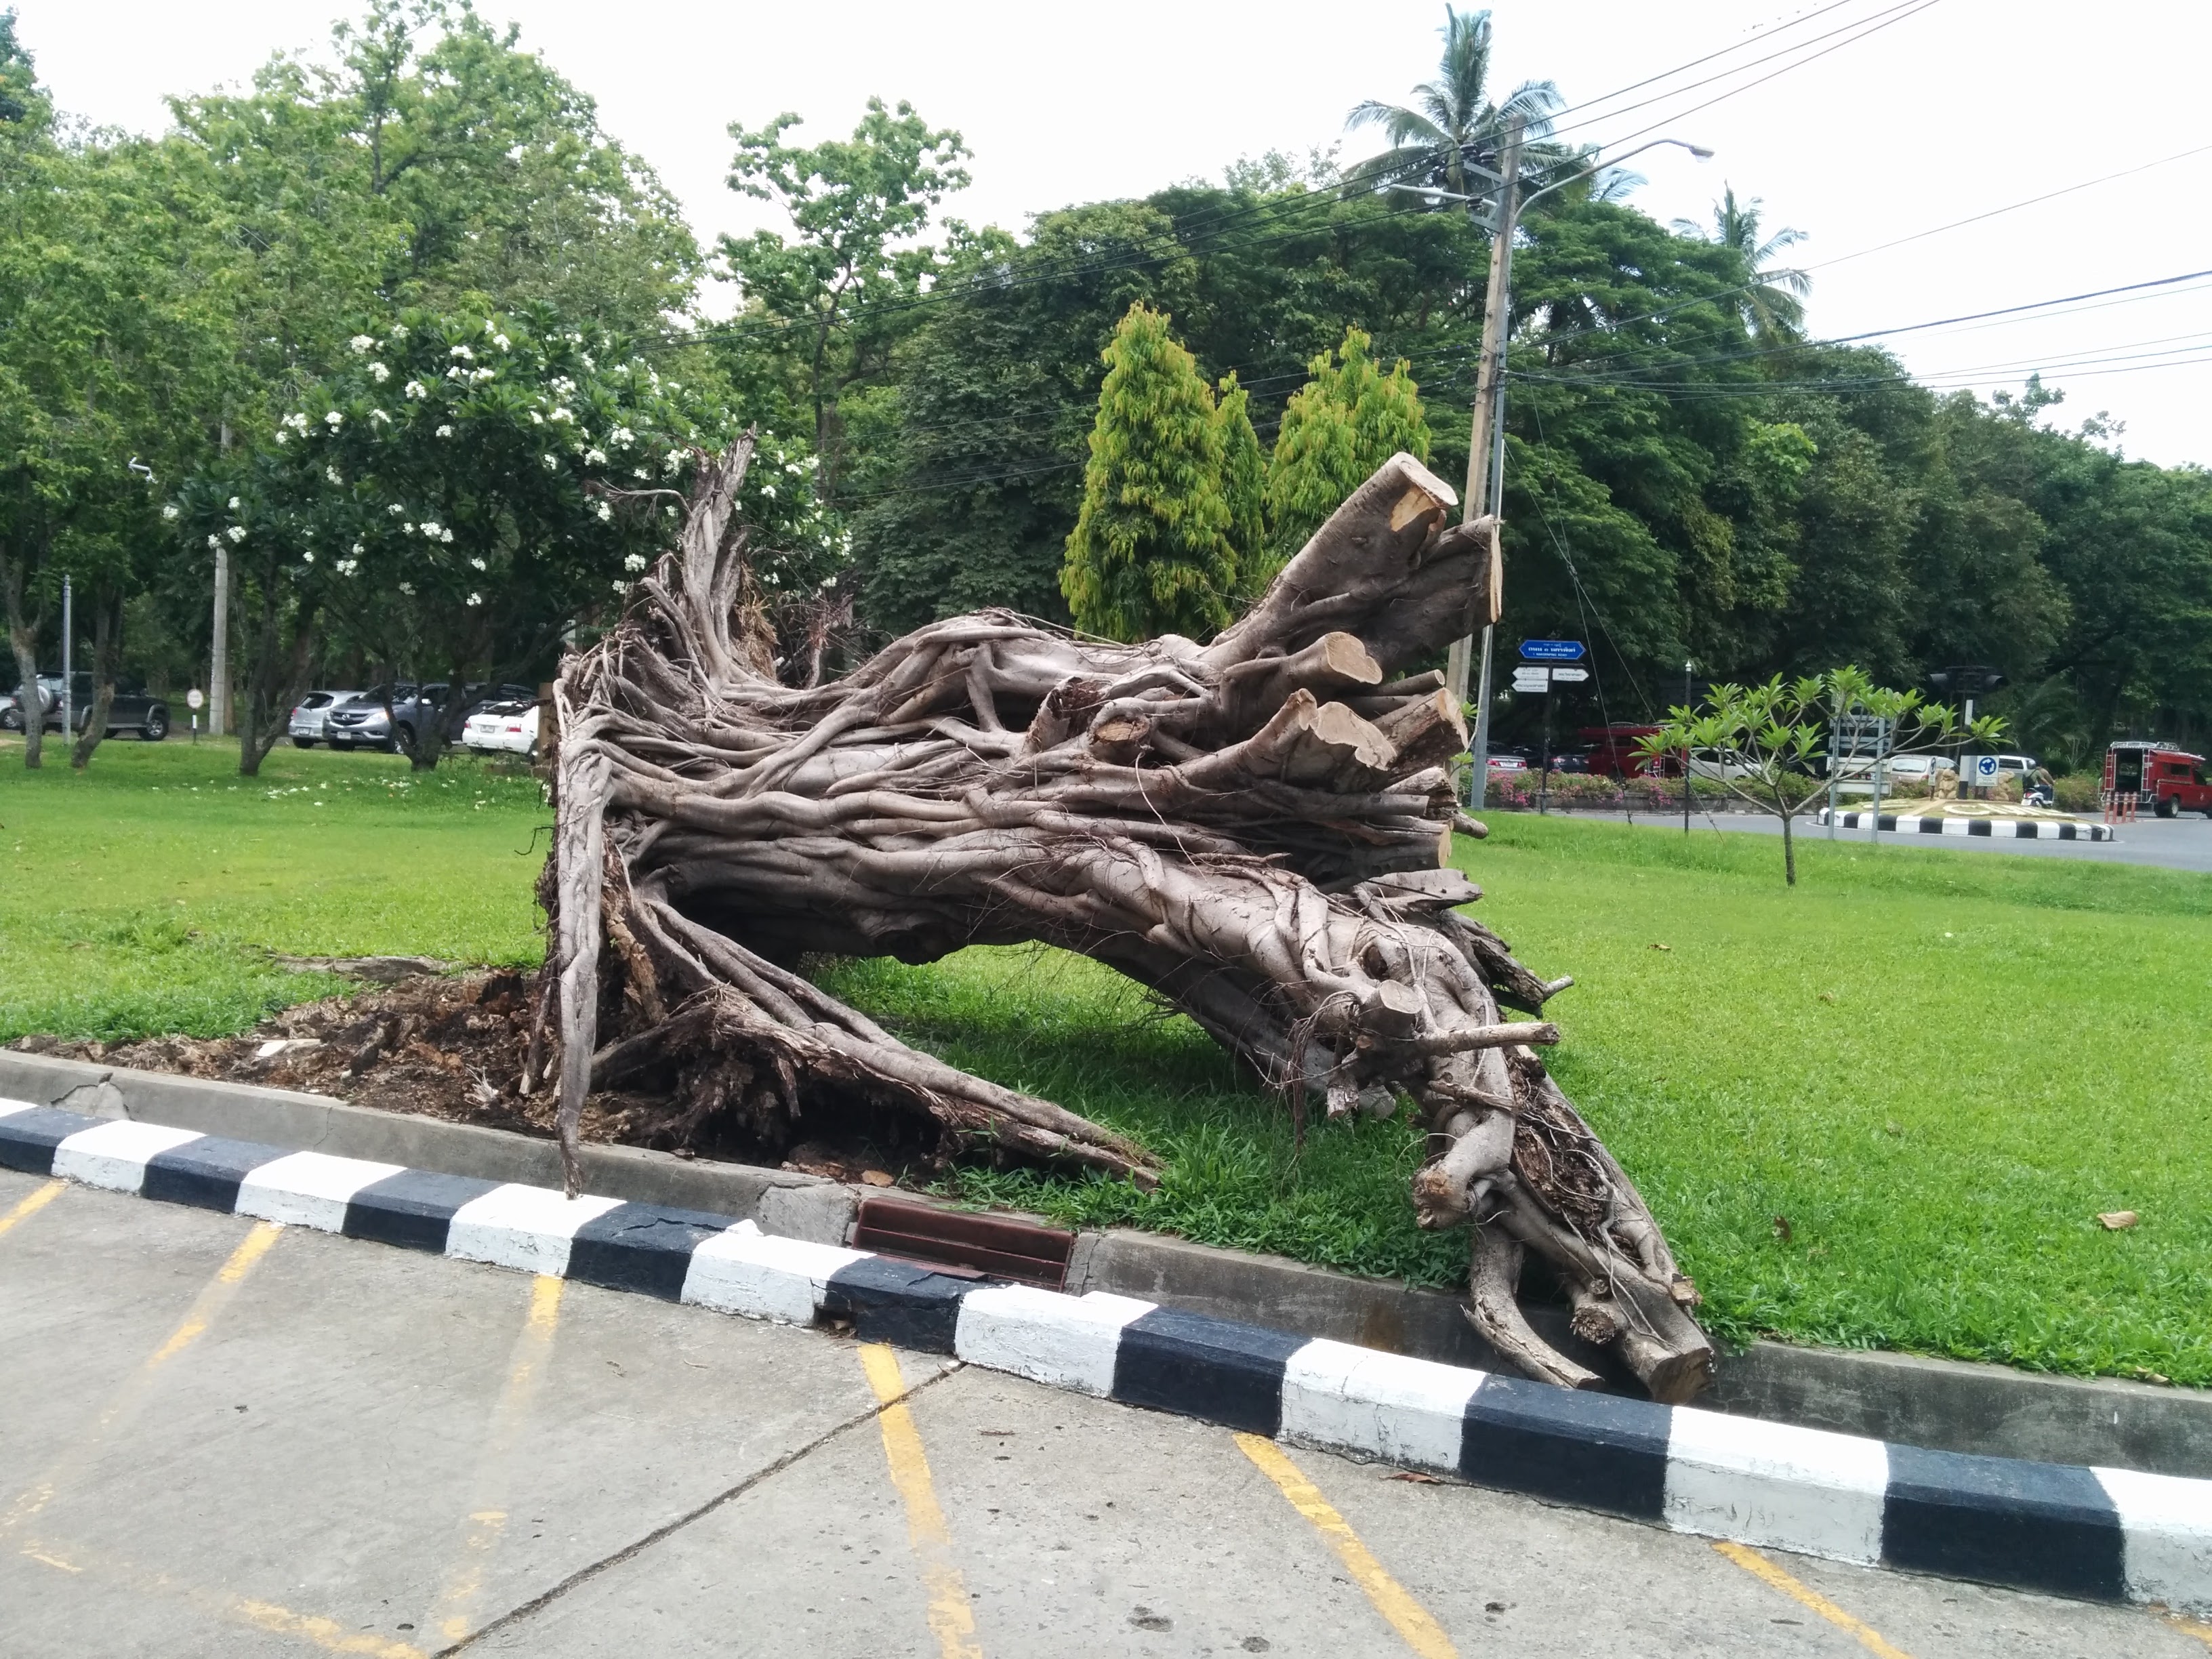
1557,809,2212,873
4,1168,2207,1658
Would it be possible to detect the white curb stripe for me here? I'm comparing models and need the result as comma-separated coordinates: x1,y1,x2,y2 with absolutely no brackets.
237,1150,409,1232
680,1218,866,1322
2096,1465,2212,1610
0,1097,41,1120
1666,1405,1890,1563
955,1286,1155,1397
1280,1337,1485,1472
445,1183,624,1275
51,1121,205,1194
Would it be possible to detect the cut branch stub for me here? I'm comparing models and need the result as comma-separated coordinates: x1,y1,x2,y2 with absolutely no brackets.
546,444,1712,1401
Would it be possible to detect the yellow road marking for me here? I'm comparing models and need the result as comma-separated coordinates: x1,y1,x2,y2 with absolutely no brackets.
1233,1434,1457,1659
22,1537,426,1658
0,1178,64,1239
427,1274,565,1644
2170,1612,2212,1650
3,1219,283,1537
859,1343,983,1659
1713,1540,1914,1658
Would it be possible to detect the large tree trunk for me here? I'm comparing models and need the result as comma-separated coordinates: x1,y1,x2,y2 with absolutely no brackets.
539,439,1713,1402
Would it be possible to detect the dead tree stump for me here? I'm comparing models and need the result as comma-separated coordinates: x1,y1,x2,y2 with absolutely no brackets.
535,437,1713,1401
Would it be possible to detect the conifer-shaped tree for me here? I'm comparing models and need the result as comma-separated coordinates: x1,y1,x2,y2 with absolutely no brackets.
1061,304,1237,642
1261,327,1432,579
1215,371,1267,585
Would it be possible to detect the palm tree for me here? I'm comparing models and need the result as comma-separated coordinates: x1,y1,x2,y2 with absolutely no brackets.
1676,186,1810,343
1346,7,1563,215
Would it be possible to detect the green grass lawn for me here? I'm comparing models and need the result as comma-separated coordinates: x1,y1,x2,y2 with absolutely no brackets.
5,738,2207,1386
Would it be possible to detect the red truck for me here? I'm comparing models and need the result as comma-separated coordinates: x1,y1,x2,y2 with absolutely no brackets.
2106,741,2212,818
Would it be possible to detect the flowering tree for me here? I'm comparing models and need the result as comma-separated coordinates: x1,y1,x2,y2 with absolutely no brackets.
194,306,844,769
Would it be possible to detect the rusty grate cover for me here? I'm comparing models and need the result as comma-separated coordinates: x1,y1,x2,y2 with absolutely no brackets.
853,1197,1073,1290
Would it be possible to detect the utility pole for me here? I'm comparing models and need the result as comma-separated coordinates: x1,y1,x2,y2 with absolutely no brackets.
211,420,230,738
1449,117,1524,811
60,575,73,745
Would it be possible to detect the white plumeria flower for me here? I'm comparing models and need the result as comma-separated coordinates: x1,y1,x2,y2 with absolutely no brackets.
404,380,427,399
632,467,649,480
472,367,495,383
162,504,180,520
226,525,246,543
389,503,405,516
324,411,343,428
326,467,343,485
550,406,573,424
390,323,409,340
611,579,628,594
609,426,634,447
436,424,453,438
761,483,776,499
530,410,543,424
403,523,414,535
785,461,802,476
466,592,483,607
275,431,289,445
206,534,222,550
398,581,415,596
283,412,310,433
421,520,442,538
351,541,365,555
302,549,315,563
349,335,375,354
586,448,607,466
440,529,453,543
595,501,613,521
623,552,647,572
493,333,510,350
543,455,559,471
451,344,474,361
369,362,390,383
469,556,486,571
663,452,682,474
369,408,390,425
581,353,595,370
228,495,241,509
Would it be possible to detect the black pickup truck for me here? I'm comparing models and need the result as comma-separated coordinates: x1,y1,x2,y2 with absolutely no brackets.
1,673,169,740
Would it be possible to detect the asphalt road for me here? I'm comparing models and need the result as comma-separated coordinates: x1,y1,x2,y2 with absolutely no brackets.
1553,808,2212,873
3,1169,2206,1659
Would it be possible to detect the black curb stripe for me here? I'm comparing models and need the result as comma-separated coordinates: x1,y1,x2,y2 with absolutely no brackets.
342,1169,501,1254
1111,1307,1307,1436
142,1136,285,1213
1919,818,1942,833
1968,819,1993,836
567,1202,740,1300
1460,1374,1672,1521
822,1256,976,1352
1882,1443,2125,1601
0,1107,98,1175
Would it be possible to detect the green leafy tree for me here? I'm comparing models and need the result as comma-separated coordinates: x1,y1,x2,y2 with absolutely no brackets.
718,98,969,499
1674,185,1809,344
1215,372,1266,578
1263,327,1432,575
1638,668,2003,885
1346,5,1562,211
1061,304,1238,642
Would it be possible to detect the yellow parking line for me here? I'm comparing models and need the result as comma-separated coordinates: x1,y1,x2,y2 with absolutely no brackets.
1233,1434,1457,1659
0,1179,64,1239
427,1274,566,1645
3,1219,283,1538
2169,1612,2212,1650
1713,1540,1914,1658
21,1536,428,1658
859,1343,983,1659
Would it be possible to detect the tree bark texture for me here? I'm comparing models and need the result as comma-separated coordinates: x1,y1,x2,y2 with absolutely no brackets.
541,438,1713,1401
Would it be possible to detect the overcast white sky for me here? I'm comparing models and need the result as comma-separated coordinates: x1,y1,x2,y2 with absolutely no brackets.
19,0,2212,464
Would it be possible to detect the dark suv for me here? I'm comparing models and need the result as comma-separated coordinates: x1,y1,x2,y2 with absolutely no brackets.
325,682,535,754
1,672,168,740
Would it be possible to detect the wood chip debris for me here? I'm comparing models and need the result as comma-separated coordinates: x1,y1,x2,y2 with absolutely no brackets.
2097,1210,2140,1230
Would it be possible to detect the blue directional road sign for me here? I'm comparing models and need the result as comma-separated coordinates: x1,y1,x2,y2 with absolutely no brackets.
1519,638,1586,662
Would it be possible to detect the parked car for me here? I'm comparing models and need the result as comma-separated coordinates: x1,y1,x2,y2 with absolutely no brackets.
326,682,537,754
288,690,359,748
1485,752,1528,773
462,697,541,758
1,672,166,739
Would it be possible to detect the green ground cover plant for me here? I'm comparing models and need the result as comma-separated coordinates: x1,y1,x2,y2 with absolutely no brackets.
4,740,2205,1386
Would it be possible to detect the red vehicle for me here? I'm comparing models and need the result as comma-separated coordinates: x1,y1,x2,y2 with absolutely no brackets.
2106,741,2212,818
1579,724,1677,779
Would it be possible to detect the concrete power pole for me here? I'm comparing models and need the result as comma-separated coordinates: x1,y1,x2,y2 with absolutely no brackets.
1446,117,1524,811
211,421,230,738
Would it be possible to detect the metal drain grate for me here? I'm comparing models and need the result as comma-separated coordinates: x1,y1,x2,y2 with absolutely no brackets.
852,1197,1074,1290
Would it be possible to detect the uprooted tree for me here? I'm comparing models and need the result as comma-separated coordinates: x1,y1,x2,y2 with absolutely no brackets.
534,437,1715,1401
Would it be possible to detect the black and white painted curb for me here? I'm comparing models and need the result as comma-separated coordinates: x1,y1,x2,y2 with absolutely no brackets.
1818,808,2114,841
6,1099,2208,1613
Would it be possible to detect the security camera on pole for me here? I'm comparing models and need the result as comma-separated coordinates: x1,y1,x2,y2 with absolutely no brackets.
1404,131,1712,808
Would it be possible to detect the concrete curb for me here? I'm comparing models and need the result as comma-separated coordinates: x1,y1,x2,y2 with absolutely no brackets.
1818,808,2114,840
5,1049,2208,1479
7,1093,2210,1615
